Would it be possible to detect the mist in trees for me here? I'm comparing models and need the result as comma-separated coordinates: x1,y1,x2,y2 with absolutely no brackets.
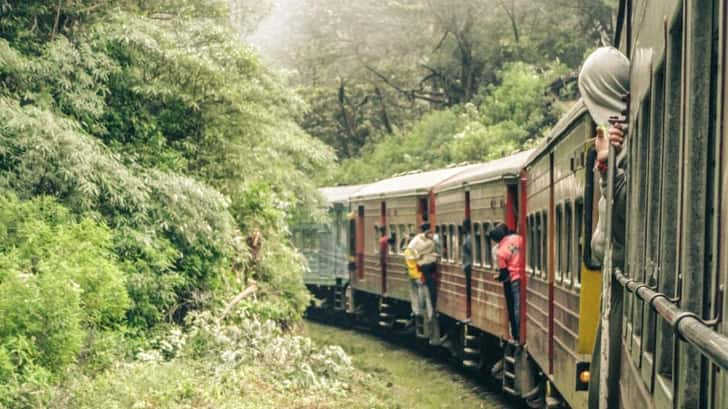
248,0,618,181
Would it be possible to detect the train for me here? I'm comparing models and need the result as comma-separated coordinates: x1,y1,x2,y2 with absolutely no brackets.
294,1,728,408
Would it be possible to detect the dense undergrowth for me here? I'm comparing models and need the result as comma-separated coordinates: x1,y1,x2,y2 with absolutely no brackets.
0,1,338,406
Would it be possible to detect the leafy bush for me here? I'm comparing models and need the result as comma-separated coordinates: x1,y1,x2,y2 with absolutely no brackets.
0,195,130,405
46,313,359,409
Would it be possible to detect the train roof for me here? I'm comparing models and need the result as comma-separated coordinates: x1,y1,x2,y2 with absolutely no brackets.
526,100,590,165
351,163,481,201
318,185,366,205
436,149,535,193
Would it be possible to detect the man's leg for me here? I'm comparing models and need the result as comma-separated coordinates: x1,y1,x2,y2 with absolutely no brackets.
464,266,472,317
510,280,520,341
409,279,421,316
503,281,516,339
422,264,437,308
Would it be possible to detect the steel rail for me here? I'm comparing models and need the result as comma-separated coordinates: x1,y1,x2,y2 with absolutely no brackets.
614,269,728,371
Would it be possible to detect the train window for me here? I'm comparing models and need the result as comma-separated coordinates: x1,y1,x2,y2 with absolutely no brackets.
564,202,573,287
474,223,483,266
449,225,456,262
419,198,429,221
483,222,493,268
389,225,397,255
655,6,683,379
457,224,464,263
525,216,533,273
555,204,563,285
643,60,666,360
441,225,449,261
574,199,584,286
531,213,541,276
529,215,537,275
540,210,550,279
398,224,408,253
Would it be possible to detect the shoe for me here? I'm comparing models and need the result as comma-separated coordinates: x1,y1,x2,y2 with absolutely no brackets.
429,332,449,347
490,359,504,379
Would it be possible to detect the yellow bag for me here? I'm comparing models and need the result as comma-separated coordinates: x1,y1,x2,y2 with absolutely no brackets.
404,248,421,280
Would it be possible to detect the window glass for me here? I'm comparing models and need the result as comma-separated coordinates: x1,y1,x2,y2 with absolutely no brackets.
389,224,397,255
457,224,464,263
398,224,408,253
556,205,563,284
526,215,535,273
474,223,483,266
483,222,493,268
575,200,584,285
448,225,456,262
440,225,449,260
565,202,573,287
539,210,549,277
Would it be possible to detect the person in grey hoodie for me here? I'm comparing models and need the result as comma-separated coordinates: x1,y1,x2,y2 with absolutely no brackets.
578,46,630,409
461,219,473,314
579,46,630,269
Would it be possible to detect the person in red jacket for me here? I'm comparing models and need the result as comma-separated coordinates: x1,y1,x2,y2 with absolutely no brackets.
489,223,524,341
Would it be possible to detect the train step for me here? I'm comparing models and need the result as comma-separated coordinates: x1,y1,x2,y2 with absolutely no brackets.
379,312,392,319
465,334,477,342
395,318,412,326
378,320,393,328
502,342,518,393
502,385,517,396
546,396,562,408
463,347,479,355
462,359,479,368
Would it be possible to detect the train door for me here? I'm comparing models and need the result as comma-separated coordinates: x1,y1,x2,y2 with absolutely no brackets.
380,201,387,294
356,205,365,280
548,152,555,374
465,190,472,318
518,173,528,344
505,181,525,343
418,197,428,226
348,210,357,281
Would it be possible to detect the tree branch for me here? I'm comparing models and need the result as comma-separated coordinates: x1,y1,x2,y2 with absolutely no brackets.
51,0,62,41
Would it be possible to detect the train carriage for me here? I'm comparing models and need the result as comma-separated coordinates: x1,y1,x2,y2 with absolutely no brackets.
523,100,603,408
433,151,533,340
348,165,480,325
303,3,728,408
611,1,728,408
294,185,365,310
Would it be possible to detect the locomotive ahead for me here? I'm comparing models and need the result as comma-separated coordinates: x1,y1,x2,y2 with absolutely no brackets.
295,1,728,408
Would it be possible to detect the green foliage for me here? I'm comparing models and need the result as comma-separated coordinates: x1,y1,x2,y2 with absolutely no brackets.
254,0,617,159
0,0,332,330
333,62,565,183
0,195,130,405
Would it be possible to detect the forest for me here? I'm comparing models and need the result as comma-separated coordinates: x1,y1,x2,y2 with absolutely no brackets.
251,0,618,183
0,0,616,407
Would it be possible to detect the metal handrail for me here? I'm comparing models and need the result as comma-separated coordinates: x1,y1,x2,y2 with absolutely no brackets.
614,268,728,371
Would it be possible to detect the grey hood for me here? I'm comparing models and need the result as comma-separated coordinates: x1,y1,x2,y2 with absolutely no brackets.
578,47,630,125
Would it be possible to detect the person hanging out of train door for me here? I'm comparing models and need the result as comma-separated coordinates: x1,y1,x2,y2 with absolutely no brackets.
377,224,389,271
406,222,442,342
461,219,473,316
404,236,426,334
580,46,630,270
489,223,524,341
578,46,630,409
